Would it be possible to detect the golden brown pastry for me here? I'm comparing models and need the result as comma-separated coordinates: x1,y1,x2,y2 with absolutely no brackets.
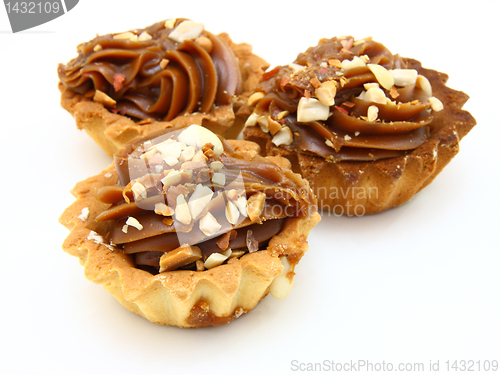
59,125,320,327
58,18,269,156
242,36,476,215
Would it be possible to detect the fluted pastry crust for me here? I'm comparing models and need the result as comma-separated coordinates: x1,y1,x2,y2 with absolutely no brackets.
59,143,320,327
244,60,476,214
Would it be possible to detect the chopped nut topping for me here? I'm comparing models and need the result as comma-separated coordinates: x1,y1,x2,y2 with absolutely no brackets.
310,77,322,88
160,59,169,69
138,31,152,41
288,63,306,73
164,18,176,29
367,105,379,122
429,96,444,112
276,110,289,120
191,150,207,163
388,69,418,87
204,250,231,269
257,116,270,133
416,75,433,97
93,90,116,108
344,134,352,141
272,126,293,146
161,170,182,189
199,212,221,236
168,21,204,43
341,56,366,71
122,225,128,233
174,194,191,225
247,192,266,222
179,146,196,162
93,44,102,52
154,202,174,216
367,64,394,90
196,259,205,271
113,32,138,41
247,92,265,106
210,161,224,170
178,125,223,155
234,195,248,217
297,97,330,122
194,36,212,53
225,200,240,225
212,172,225,186
358,87,387,105
78,207,90,221
159,244,202,273
267,116,283,135
315,80,337,106
269,256,294,299
325,139,335,149
245,113,260,127
126,216,143,231
131,181,147,200
328,59,342,68
187,184,213,220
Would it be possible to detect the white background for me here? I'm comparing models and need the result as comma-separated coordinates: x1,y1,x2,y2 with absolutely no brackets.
1,1,499,374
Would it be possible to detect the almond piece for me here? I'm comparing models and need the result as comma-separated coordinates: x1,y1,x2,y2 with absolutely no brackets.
358,87,387,105
131,181,147,201
244,113,260,127
161,170,182,188
164,19,176,29
428,96,444,112
113,32,138,41
212,172,226,186
125,216,143,231
178,125,223,155
159,244,202,272
315,80,337,106
297,97,330,122
272,126,293,146
168,21,204,43
388,69,418,87
188,184,214,220
269,256,295,299
247,92,265,106
367,105,379,122
204,249,231,269
199,212,221,236
247,192,266,222
154,202,174,216
367,64,394,90
175,195,191,225
194,36,212,53
416,75,433,97
225,200,240,225
267,116,283,135
341,56,366,71
138,31,152,41
93,90,116,108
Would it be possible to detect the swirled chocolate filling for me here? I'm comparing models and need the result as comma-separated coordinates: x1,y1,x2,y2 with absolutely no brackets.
58,18,242,122
244,36,444,161
95,125,316,274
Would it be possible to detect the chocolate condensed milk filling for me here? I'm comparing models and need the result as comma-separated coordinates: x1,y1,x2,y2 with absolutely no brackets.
95,125,316,274
58,19,242,122
244,36,444,161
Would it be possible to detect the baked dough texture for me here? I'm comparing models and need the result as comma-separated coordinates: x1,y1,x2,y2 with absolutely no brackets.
59,32,269,157
59,141,320,327
244,60,476,215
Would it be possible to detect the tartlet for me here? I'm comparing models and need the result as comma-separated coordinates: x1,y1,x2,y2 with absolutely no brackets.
59,125,320,327
242,36,476,214
58,18,269,157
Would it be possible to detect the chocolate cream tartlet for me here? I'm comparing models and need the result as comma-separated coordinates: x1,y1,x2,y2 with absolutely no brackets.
58,18,268,156
60,125,320,327
243,36,476,214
